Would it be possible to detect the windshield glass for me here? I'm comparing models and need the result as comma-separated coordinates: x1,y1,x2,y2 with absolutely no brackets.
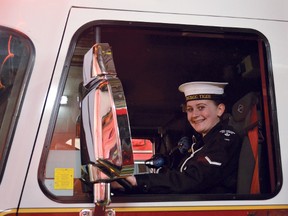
0,27,34,181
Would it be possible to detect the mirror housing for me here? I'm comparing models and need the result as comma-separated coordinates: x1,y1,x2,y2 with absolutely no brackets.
80,43,134,205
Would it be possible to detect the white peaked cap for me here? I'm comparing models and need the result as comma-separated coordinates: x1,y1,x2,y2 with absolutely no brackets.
179,81,228,101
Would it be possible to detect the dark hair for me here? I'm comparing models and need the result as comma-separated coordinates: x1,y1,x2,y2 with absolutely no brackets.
212,99,224,106
212,94,226,106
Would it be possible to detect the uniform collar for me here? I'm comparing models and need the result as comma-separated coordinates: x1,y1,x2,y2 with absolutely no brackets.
202,121,223,144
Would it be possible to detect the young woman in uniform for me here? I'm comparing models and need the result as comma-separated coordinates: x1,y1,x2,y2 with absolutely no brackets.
112,82,242,194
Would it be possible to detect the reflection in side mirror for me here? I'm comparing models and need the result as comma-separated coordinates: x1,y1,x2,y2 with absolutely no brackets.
80,43,134,205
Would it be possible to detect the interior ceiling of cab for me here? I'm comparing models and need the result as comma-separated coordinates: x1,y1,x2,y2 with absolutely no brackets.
70,25,260,138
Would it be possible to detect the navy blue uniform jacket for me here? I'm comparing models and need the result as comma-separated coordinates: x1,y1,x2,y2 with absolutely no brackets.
134,121,242,194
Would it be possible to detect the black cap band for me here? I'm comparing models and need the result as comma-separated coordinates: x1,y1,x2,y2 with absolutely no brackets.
185,94,223,101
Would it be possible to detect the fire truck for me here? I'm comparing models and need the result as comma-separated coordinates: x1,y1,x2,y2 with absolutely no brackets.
1,0,288,215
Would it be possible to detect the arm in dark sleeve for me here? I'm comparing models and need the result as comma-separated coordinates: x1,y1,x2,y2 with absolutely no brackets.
134,157,223,194
134,129,241,194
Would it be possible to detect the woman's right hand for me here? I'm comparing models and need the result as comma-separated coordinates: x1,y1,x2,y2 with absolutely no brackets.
110,175,137,190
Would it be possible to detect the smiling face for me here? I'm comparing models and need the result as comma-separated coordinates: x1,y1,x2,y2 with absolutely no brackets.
185,100,225,136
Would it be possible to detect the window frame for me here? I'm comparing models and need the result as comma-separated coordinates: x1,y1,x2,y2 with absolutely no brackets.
38,20,281,203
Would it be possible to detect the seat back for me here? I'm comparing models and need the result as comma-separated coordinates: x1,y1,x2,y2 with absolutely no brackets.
228,92,261,194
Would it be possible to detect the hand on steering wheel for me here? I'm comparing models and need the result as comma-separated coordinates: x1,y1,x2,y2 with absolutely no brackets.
111,176,136,192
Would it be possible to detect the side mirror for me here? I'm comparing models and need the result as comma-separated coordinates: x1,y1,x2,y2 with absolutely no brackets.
80,43,134,205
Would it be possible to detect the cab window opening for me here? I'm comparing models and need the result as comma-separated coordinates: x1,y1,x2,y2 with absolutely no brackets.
39,21,280,203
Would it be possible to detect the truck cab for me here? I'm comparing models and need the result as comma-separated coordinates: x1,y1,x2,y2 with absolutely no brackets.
0,1,287,215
